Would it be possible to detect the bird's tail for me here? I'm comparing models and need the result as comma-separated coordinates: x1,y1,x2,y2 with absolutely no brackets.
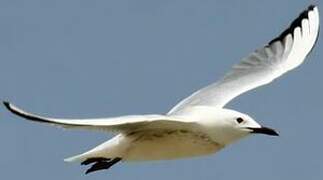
64,136,124,163
64,153,89,163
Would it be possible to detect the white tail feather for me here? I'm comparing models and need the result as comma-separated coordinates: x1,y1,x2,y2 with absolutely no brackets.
64,153,88,163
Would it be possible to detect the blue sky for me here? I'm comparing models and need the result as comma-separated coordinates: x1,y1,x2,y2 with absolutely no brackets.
0,0,322,179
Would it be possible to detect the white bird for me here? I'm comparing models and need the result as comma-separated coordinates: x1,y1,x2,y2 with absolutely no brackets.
4,5,319,174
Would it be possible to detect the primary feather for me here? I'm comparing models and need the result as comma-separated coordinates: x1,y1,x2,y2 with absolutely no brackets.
168,5,319,115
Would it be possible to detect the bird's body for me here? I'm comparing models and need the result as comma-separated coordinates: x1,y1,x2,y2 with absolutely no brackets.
124,130,221,161
94,128,221,161
4,5,320,174
65,107,233,163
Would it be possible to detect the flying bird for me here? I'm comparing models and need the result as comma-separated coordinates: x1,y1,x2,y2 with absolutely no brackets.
4,5,320,174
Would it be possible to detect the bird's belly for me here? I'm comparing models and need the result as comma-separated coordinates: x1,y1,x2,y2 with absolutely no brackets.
124,130,223,161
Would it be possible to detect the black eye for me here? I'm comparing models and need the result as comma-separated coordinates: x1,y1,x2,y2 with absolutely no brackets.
236,117,244,124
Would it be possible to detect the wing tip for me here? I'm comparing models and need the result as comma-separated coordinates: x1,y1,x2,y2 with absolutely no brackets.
268,4,319,45
308,4,317,10
3,101,9,107
3,101,14,112
3,101,48,123
3,101,28,119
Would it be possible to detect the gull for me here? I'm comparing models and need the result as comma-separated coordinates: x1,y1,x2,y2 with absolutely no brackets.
3,5,319,174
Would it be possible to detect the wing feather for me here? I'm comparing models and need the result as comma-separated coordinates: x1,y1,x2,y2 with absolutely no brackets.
4,102,195,133
168,5,319,115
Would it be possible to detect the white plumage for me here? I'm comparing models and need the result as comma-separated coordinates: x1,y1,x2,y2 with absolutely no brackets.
4,5,320,174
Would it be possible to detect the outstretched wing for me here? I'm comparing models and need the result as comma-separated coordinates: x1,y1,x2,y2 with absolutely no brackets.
4,102,196,133
168,5,320,115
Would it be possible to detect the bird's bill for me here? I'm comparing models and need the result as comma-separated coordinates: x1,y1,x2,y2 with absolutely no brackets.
248,127,279,136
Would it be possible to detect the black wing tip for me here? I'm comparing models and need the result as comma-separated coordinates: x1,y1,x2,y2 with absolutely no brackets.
3,101,10,106
3,102,89,127
3,101,47,123
268,5,318,45
3,101,12,111
308,4,317,10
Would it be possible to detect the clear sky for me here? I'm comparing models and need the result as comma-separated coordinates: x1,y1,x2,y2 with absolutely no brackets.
0,0,322,179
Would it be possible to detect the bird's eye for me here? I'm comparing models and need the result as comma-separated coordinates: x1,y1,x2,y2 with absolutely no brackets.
236,117,244,124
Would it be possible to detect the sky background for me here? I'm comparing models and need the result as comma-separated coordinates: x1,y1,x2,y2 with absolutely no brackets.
0,0,322,179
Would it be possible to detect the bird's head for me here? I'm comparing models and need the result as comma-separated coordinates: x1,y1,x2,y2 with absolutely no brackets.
200,108,279,145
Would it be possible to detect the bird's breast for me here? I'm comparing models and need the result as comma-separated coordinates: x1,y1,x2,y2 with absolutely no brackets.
124,129,224,161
